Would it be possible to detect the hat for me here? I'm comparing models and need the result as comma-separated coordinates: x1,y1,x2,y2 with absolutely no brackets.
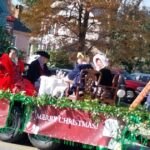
6,46,18,54
77,52,84,59
35,51,50,59
93,53,109,70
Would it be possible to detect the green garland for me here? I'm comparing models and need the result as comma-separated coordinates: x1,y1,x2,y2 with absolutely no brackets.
0,90,150,148
0,90,149,121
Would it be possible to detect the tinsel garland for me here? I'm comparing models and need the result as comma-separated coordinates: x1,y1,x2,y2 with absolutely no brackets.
0,90,149,122
0,90,150,149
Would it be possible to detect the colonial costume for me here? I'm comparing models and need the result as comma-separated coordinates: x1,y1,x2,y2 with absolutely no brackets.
68,52,92,81
26,50,61,96
38,52,92,97
93,53,112,86
26,51,51,85
65,52,93,95
0,48,36,96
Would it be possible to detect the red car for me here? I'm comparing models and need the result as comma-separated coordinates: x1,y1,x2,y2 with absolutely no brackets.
118,71,146,103
125,79,146,91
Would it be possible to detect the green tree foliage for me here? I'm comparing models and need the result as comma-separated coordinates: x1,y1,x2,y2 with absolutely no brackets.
18,0,38,6
49,50,73,69
0,26,12,55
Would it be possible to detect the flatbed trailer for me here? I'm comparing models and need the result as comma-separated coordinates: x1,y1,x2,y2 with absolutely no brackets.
0,90,149,150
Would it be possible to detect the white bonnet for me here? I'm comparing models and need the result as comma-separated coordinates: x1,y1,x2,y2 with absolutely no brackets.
93,53,109,69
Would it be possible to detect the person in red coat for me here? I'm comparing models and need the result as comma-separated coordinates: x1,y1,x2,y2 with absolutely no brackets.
0,47,36,96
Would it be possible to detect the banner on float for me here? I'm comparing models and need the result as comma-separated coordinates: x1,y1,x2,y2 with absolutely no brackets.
0,99,10,128
25,105,120,148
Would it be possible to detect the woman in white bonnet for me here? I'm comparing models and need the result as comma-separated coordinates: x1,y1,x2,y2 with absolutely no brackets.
93,53,109,71
93,53,112,86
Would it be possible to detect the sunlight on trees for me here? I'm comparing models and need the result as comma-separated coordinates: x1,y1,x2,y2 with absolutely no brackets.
19,0,150,71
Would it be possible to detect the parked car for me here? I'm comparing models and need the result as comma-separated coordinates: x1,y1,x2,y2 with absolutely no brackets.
112,70,146,104
130,72,150,83
129,73,150,104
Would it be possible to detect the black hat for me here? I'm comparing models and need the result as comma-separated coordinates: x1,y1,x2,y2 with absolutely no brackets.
35,51,50,59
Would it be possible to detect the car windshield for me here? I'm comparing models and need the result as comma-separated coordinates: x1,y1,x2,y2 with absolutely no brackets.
140,76,150,82
122,71,135,80
130,73,150,83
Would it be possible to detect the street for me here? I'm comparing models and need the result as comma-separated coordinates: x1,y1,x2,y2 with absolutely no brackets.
0,141,86,150
0,141,37,150
0,134,86,150
0,135,149,150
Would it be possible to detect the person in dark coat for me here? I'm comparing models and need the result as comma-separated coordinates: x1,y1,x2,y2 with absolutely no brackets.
66,52,93,95
67,52,92,81
93,53,113,99
26,51,51,88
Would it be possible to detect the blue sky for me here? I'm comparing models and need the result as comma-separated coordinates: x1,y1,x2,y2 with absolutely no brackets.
12,0,21,5
12,0,150,7
142,0,150,7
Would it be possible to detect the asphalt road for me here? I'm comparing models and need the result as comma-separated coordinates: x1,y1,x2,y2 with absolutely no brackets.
0,134,86,150
0,141,37,150
0,140,86,150
0,134,149,150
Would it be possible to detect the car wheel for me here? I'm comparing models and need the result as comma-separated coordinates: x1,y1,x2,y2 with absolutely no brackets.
28,134,60,150
0,106,22,142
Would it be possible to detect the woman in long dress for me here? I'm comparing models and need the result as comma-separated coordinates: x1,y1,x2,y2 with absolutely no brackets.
93,53,112,86
0,47,36,96
93,53,113,99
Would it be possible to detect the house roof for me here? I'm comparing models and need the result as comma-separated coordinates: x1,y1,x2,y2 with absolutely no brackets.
13,18,31,33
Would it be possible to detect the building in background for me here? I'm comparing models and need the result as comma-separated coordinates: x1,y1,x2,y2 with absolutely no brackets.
0,1,31,57
12,5,31,56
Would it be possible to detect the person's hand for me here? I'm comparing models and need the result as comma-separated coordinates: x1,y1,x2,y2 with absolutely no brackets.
12,82,24,93
12,86,20,93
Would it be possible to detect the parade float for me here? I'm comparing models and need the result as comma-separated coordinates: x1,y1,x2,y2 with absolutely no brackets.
0,47,149,150
0,87,149,150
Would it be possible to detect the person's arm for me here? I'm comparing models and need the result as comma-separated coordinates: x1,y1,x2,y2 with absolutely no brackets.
78,64,93,70
26,62,38,83
43,64,51,76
